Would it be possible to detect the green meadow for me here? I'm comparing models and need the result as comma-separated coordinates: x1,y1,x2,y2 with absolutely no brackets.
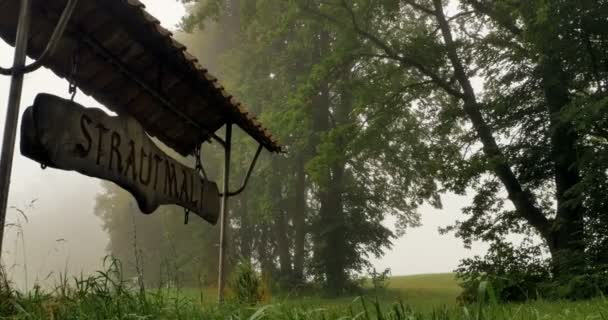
260,274,462,313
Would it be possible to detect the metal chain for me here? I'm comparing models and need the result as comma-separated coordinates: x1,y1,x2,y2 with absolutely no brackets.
68,43,79,101
194,145,208,179
184,145,207,225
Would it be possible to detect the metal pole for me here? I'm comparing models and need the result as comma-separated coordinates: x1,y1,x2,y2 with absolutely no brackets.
0,0,32,261
217,123,232,303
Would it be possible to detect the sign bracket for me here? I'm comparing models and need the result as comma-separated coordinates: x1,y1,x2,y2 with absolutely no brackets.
225,144,263,197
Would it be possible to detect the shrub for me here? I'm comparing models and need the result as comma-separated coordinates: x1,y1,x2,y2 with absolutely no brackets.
456,240,550,303
542,268,608,300
368,267,391,291
0,264,14,316
229,261,263,305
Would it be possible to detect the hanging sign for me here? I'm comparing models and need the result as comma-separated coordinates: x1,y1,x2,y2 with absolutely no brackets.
20,94,220,225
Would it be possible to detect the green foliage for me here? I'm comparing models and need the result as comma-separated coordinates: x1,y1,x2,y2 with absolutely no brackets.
0,264,15,316
292,0,608,297
94,180,221,288
369,268,392,291
229,261,264,305
456,241,550,303
539,268,608,301
458,240,608,302
174,0,425,294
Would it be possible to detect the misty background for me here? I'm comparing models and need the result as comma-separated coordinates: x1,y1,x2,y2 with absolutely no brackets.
0,0,485,291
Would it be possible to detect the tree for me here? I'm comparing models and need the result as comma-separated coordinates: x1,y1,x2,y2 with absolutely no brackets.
180,0,425,294
95,173,220,287
299,0,608,280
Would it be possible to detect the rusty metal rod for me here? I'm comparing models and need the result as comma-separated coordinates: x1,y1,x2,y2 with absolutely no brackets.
217,123,232,303
0,0,32,261
225,144,263,197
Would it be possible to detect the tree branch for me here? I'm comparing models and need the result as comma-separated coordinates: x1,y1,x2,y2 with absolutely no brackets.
402,0,436,16
331,0,464,98
464,0,523,37
432,0,552,239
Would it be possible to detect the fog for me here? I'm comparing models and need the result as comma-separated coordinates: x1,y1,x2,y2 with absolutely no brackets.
0,0,485,291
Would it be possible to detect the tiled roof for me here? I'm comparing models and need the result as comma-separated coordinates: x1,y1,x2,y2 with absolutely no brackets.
0,0,282,154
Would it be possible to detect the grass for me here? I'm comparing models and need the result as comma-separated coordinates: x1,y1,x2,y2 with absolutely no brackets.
380,273,462,311
261,273,462,313
2,266,608,319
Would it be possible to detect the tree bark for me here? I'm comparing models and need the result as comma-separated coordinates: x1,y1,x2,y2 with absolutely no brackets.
310,29,350,294
238,192,253,263
319,163,347,294
541,55,585,276
271,162,293,282
257,225,275,279
292,157,307,283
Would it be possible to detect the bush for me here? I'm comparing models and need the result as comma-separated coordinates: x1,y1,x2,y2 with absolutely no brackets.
229,261,263,305
368,267,391,291
456,241,550,303
541,268,608,300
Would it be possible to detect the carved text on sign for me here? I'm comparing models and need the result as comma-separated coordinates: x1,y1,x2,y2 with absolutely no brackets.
20,94,220,224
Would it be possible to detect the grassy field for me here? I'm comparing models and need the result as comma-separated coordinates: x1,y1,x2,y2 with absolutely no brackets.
247,274,608,319
265,273,462,313
3,272,608,319
382,274,462,310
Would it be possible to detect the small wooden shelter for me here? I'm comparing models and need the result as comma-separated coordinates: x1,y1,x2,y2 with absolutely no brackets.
0,0,281,154
0,0,280,302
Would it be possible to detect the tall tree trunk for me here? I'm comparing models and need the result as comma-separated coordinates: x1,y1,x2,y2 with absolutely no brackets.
319,163,347,294
271,163,293,282
257,225,275,279
292,157,307,283
289,22,310,284
541,56,585,276
310,29,349,294
325,82,353,294
238,192,253,263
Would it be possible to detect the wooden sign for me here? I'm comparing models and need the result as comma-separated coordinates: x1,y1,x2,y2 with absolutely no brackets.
20,94,220,225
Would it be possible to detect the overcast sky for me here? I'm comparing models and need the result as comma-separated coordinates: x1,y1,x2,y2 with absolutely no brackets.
0,0,485,290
